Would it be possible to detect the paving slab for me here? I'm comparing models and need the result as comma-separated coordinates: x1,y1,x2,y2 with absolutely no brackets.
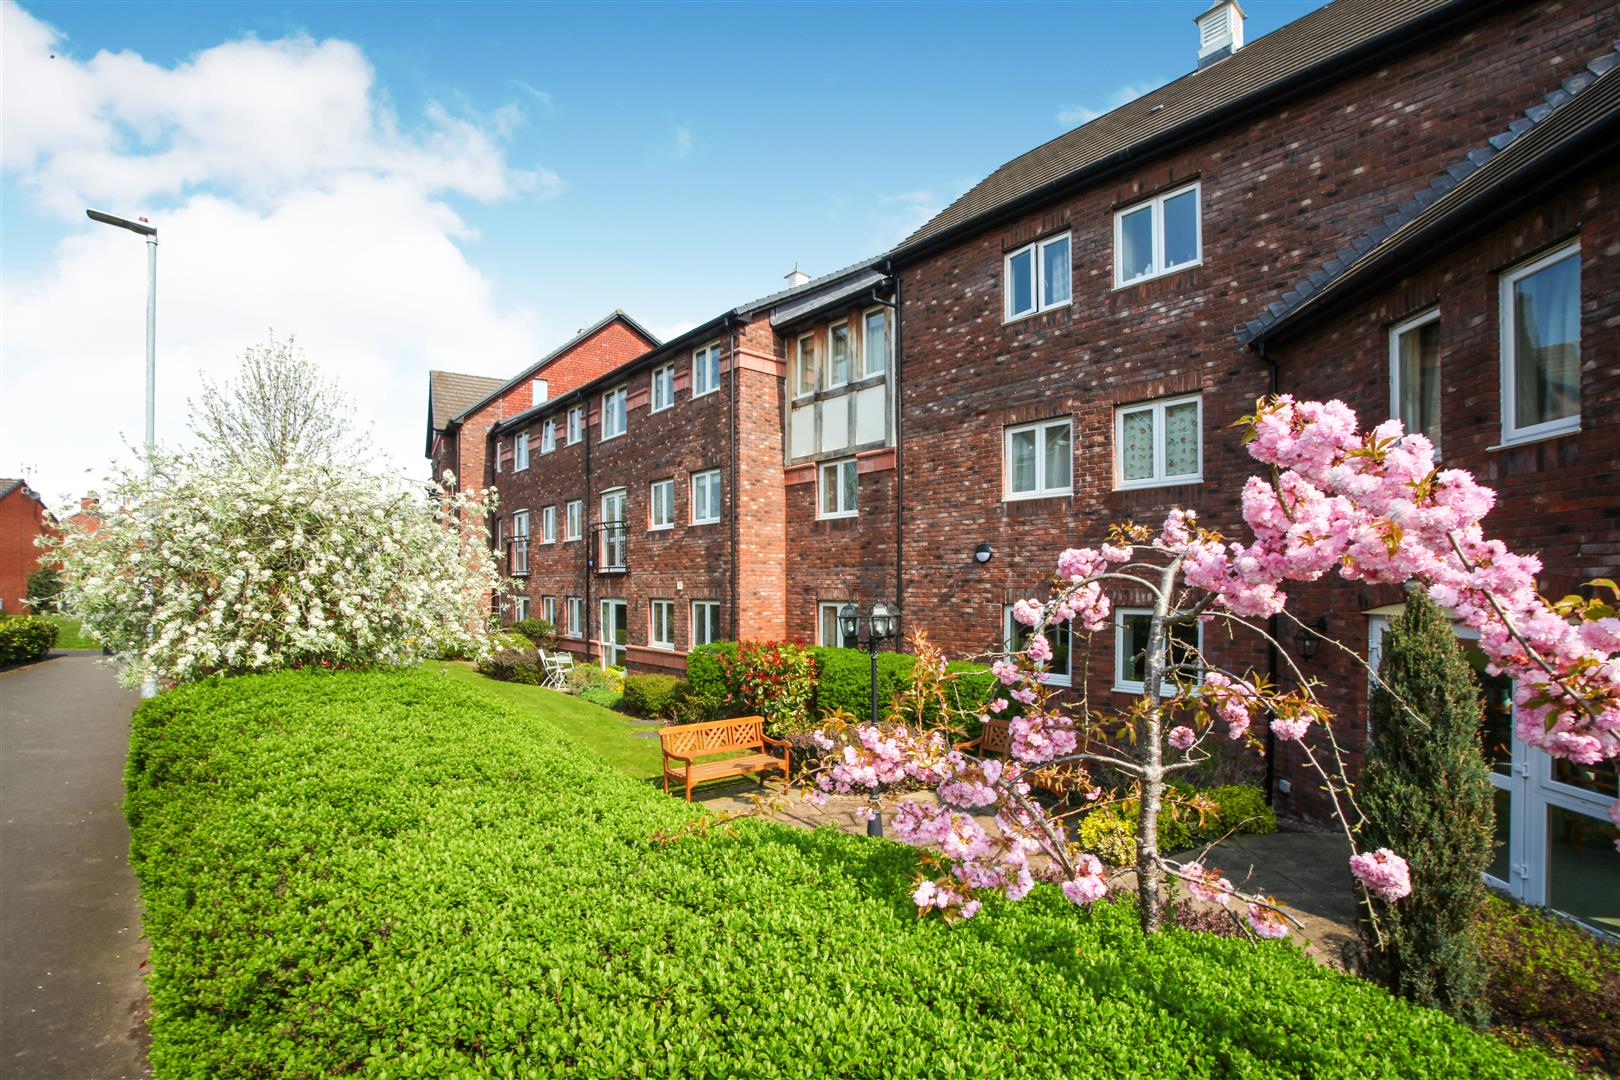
1,652,150,1079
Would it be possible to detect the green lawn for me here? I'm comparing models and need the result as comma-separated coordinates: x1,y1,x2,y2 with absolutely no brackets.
41,614,99,650
425,660,664,780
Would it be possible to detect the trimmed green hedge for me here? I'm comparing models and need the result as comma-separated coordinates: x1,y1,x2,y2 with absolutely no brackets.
1078,784,1279,866
124,669,1565,1077
622,673,687,719
0,614,58,665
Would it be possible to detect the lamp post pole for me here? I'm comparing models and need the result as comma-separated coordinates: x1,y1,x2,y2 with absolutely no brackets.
86,209,158,698
839,601,899,838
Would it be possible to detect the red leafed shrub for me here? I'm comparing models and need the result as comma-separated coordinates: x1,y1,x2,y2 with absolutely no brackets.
716,640,817,736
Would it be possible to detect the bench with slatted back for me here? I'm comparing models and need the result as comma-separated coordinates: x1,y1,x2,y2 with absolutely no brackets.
659,715,790,800
957,717,1077,796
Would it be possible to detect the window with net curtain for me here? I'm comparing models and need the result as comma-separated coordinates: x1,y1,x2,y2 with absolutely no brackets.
1503,243,1580,442
1391,310,1441,449
1116,394,1201,488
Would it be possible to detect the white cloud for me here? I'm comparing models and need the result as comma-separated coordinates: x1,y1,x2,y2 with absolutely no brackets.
1056,81,1161,127
673,124,693,159
0,1,553,502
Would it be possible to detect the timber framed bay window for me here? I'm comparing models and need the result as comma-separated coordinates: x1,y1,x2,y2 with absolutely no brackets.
1114,608,1202,694
1390,309,1441,449
649,478,675,530
650,363,675,413
566,596,584,638
565,499,583,541
514,432,530,471
1003,606,1073,687
650,599,675,650
567,405,584,445
691,469,722,525
691,600,721,647
819,601,859,647
1004,417,1072,501
1115,393,1201,489
693,342,722,398
1114,182,1201,287
794,333,818,398
1005,232,1071,321
601,386,627,440
1500,241,1580,446
826,321,852,389
862,307,888,378
818,458,858,519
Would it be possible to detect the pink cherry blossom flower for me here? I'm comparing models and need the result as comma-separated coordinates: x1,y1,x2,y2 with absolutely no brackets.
1247,903,1290,939
1168,726,1195,751
1062,853,1108,905
1350,848,1413,902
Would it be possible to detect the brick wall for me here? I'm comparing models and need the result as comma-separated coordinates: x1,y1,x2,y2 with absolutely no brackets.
1265,163,1620,819
0,485,50,615
893,0,1616,716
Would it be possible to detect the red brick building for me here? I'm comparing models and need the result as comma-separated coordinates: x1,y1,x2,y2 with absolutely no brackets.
0,479,51,614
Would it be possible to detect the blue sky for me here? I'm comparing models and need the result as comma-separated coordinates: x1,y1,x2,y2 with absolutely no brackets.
1,0,1324,499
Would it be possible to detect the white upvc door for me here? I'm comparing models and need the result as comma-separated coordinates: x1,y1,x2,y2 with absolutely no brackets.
599,599,627,669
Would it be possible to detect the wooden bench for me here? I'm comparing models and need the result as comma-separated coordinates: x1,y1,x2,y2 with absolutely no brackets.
659,715,790,800
956,717,1081,796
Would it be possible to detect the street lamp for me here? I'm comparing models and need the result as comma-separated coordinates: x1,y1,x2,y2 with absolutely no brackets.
87,209,158,699
838,601,901,837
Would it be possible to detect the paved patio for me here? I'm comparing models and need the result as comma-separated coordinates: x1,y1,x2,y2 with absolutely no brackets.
692,778,1358,966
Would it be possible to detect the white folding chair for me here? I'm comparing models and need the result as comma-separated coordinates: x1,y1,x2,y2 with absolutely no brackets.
541,650,570,691
549,651,575,690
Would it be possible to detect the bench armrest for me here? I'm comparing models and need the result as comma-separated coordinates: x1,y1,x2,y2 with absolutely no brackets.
953,737,982,752
759,734,791,750
662,750,694,766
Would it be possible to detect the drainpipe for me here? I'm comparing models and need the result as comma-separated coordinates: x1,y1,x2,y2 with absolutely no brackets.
875,268,904,647
1259,338,1280,806
724,315,740,641
583,401,594,665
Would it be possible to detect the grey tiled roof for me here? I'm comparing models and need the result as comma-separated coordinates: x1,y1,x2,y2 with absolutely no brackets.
1240,40,1620,346
896,0,1471,255
428,371,505,432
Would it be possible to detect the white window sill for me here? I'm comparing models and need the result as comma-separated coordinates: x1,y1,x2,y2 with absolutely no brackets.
650,642,675,652
817,510,859,521
600,431,626,443
1112,682,1145,695
565,537,581,544
540,539,555,546
1114,474,1202,492
691,517,721,526
1003,488,1073,503
650,404,672,415
1002,298,1071,326
648,524,674,532
1489,420,1580,452
693,387,719,399
1113,259,1202,291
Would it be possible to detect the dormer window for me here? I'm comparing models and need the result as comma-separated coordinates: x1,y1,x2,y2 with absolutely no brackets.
1115,182,1201,287
1005,233,1071,321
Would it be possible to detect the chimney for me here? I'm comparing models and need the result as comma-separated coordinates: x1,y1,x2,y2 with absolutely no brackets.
532,378,549,404
1195,0,1245,70
784,263,810,288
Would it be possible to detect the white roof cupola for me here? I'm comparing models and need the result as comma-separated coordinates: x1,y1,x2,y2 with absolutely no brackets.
1195,0,1246,70
784,263,811,288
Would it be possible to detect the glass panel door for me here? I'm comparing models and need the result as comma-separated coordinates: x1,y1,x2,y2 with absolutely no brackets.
600,490,626,571
599,600,626,669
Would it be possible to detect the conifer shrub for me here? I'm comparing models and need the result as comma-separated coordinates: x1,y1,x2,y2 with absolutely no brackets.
1357,591,1495,1026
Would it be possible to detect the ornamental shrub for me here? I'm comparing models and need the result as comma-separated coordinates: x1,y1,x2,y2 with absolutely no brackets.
809,646,913,721
123,669,1567,1077
513,618,560,650
0,615,58,665
1358,592,1495,1026
622,674,687,719
25,567,62,613
476,647,545,685
717,641,816,735
684,642,737,699
1077,784,1275,866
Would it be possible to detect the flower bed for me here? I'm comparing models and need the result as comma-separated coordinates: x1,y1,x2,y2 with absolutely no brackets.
124,669,1569,1077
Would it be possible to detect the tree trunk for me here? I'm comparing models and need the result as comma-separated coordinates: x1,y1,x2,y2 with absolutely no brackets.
1135,560,1178,935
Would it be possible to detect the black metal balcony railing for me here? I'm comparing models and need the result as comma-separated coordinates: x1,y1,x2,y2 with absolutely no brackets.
507,540,530,576
593,522,627,574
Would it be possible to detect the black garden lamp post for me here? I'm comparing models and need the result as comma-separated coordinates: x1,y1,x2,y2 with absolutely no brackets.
837,601,900,837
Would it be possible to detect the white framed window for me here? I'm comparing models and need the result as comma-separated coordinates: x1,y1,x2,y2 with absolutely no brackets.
819,601,859,648
542,595,557,626
826,321,851,388
567,405,584,445
794,333,818,398
650,363,675,413
1500,241,1580,446
514,432,530,471
1004,232,1071,321
514,595,529,622
565,499,583,541
1004,418,1073,501
540,505,556,544
1114,182,1201,288
509,510,530,575
494,439,504,474
691,600,722,647
691,469,721,524
650,599,675,650
862,307,888,378
541,418,556,454
818,458,858,519
693,342,721,398
532,378,549,405
1114,608,1203,694
1003,606,1073,688
566,596,584,638
1115,393,1202,489
601,386,627,440
1390,309,1441,449
649,478,675,530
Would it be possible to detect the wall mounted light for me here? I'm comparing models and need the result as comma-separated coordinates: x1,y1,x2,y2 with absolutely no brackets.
974,542,993,564
1297,615,1329,660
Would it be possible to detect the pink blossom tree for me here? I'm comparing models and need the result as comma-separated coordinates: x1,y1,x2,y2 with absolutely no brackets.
803,397,1619,937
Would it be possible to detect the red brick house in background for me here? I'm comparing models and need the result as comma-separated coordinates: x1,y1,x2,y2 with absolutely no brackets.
431,0,1617,929
0,479,51,613
426,310,658,494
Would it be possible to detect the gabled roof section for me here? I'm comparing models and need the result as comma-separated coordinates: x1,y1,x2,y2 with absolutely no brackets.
449,310,660,427
1241,41,1620,347
428,372,505,432
0,479,43,505
895,0,1482,257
